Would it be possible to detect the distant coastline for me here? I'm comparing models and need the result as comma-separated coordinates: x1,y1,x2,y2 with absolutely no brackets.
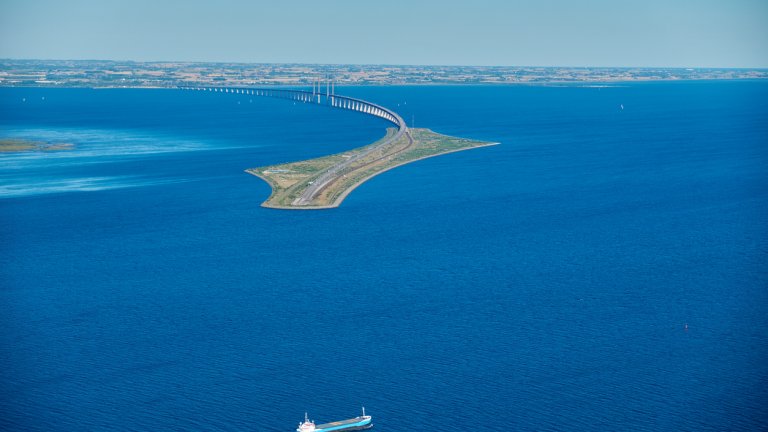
1,59,766,88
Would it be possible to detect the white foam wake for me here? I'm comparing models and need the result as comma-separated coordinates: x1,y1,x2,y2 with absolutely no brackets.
0,176,191,198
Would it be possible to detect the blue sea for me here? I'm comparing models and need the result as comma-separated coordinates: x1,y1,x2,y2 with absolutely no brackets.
1,82,767,431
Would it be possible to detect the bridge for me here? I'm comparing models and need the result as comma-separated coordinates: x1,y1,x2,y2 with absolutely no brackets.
181,84,409,205
180,85,405,130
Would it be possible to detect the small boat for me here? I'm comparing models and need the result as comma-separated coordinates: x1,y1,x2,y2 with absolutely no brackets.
297,407,373,432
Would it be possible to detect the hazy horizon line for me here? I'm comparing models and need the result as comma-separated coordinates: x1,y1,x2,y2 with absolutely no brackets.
3,57,767,70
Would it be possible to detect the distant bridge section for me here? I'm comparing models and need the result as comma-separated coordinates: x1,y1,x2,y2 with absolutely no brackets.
180,86,406,132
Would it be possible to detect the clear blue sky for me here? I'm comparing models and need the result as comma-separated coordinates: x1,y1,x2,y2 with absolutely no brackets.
1,0,766,67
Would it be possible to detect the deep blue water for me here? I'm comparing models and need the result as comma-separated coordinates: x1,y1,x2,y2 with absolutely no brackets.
1,82,767,431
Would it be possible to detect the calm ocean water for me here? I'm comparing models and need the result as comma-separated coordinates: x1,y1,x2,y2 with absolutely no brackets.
1,82,767,431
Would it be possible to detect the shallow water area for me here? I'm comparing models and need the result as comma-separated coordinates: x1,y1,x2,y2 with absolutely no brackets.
0,126,221,197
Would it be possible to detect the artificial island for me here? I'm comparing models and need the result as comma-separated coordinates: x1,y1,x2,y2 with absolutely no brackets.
183,84,498,209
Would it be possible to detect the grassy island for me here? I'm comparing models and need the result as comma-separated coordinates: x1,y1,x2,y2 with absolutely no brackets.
0,139,75,153
247,128,498,209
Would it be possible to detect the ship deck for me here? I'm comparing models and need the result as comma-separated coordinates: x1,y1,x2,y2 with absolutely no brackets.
316,417,369,429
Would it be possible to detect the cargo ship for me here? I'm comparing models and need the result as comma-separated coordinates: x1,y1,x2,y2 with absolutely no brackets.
296,407,372,432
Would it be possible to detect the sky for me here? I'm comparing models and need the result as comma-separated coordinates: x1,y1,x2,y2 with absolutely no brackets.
0,0,766,67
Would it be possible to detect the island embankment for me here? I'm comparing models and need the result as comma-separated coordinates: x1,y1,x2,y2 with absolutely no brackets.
247,128,498,209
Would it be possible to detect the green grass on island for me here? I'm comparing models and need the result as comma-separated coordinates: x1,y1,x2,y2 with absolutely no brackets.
0,138,75,153
246,128,498,209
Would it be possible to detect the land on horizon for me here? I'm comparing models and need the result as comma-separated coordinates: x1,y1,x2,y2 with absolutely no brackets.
1,59,766,88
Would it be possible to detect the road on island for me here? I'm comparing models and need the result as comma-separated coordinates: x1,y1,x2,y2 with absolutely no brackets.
293,123,408,206
308,129,416,202
293,127,410,206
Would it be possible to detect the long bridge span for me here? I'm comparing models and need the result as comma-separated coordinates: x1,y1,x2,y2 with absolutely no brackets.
181,85,409,205
180,85,406,131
